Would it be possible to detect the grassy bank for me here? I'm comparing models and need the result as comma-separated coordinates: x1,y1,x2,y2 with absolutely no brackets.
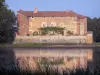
0,43,47,48
0,43,96,48
95,42,100,45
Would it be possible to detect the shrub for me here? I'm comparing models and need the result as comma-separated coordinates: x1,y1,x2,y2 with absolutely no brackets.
33,31,38,36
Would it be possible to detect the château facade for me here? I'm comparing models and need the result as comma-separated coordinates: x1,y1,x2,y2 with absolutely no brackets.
16,8,93,44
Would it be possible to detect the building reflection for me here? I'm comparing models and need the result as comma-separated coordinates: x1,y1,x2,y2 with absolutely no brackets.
14,48,93,70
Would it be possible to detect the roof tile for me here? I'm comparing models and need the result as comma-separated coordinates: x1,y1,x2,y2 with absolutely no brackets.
18,10,86,19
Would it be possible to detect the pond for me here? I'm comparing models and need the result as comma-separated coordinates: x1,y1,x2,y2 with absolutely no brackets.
0,47,99,71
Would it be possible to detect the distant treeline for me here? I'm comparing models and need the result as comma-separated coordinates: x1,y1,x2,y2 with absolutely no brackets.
87,17,100,42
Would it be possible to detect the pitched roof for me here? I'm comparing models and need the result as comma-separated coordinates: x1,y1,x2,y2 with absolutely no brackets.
17,10,86,19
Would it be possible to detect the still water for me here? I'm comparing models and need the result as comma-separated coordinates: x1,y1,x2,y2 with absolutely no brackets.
0,47,100,70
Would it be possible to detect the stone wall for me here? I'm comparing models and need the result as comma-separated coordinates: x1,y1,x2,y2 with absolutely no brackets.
14,35,89,44
14,31,93,44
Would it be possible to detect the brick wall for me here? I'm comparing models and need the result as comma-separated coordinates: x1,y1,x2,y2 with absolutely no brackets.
17,11,29,36
17,12,87,36
28,17,85,35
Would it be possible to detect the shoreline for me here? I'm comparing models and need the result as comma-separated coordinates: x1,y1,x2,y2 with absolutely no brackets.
0,44,100,48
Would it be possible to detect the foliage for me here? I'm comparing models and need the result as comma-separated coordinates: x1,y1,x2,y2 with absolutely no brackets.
39,27,65,35
0,61,100,75
33,31,38,36
27,34,30,36
0,0,16,43
40,57,64,65
87,17,100,42
67,31,74,35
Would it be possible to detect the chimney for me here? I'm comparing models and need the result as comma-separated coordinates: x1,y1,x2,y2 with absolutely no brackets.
66,10,70,12
34,8,38,13
19,9,24,12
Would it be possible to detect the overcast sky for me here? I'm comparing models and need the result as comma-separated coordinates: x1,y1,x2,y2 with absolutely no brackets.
6,0,100,18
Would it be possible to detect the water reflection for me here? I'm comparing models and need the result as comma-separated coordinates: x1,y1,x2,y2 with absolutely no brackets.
0,48,16,70
14,48,93,70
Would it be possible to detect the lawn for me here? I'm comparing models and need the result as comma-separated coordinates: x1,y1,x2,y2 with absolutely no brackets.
0,43,46,48
0,42,97,48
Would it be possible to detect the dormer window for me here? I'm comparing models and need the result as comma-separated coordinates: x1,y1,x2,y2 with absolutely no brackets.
61,17,63,19
53,17,55,18
60,23,64,25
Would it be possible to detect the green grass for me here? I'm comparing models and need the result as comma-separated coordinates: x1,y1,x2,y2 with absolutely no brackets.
0,43,70,48
95,42,100,45
0,43,49,48
12,43,44,47
0,42,97,48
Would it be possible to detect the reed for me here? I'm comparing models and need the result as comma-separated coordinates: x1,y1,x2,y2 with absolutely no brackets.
0,55,100,75
0,61,99,75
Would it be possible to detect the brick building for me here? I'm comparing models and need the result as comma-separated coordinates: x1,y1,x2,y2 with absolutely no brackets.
17,8,93,44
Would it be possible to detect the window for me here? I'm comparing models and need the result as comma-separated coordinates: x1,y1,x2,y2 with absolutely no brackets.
59,23,64,27
41,22,47,27
51,22,57,27
60,23,64,25
61,17,64,19
53,17,55,19
29,17,33,21
29,29,33,34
